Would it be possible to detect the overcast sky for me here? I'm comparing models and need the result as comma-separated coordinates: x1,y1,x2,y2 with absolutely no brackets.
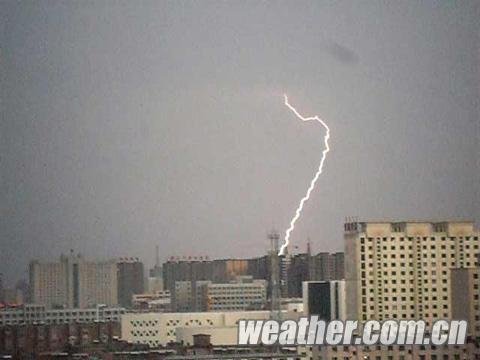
1,1,479,284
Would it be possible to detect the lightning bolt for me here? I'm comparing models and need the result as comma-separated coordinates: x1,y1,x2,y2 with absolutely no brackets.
279,94,331,256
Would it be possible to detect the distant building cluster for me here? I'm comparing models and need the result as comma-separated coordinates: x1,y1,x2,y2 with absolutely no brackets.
163,250,344,311
23,246,342,313
174,276,267,312
29,252,144,309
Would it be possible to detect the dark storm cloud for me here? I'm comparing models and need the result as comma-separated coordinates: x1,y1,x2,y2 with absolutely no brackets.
327,41,359,65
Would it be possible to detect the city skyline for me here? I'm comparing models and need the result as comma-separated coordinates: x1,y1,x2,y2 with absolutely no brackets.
1,1,479,285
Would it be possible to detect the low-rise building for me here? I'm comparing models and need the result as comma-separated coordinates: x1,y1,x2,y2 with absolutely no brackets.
132,291,171,312
0,304,125,326
121,310,301,347
202,276,267,312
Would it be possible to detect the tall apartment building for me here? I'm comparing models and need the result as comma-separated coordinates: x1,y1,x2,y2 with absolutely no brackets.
313,252,336,281
332,252,345,279
246,255,270,281
287,253,311,297
29,257,70,308
312,252,345,281
345,220,480,326
75,259,118,308
288,252,345,297
163,259,213,295
29,252,118,308
117,258,144,308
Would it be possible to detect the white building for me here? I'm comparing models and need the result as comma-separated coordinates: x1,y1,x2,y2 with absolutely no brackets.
121,310,300,347
0,304,125,326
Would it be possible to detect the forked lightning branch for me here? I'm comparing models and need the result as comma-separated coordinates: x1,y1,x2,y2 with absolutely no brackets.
280,95,330,256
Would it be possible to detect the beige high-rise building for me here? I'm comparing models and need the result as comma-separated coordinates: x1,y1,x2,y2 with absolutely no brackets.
75,259,118,308
29,252,118,308
345,220,480,326
30,256,71,308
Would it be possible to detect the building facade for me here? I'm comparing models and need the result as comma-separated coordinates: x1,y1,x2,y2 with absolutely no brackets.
117,258,145,308
451,266,480,336
345,220,480,326
29,257,70,308
29,252,118,308
202,276,267,312
163,252,345,302
0,322,122,357
75,259,118,308
162,258,251,295
301,342,479,360
173,281,194,312
121,310,300,347
288,252,345,298
302,280,346,320
0,304,125,326
132,290,171,312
